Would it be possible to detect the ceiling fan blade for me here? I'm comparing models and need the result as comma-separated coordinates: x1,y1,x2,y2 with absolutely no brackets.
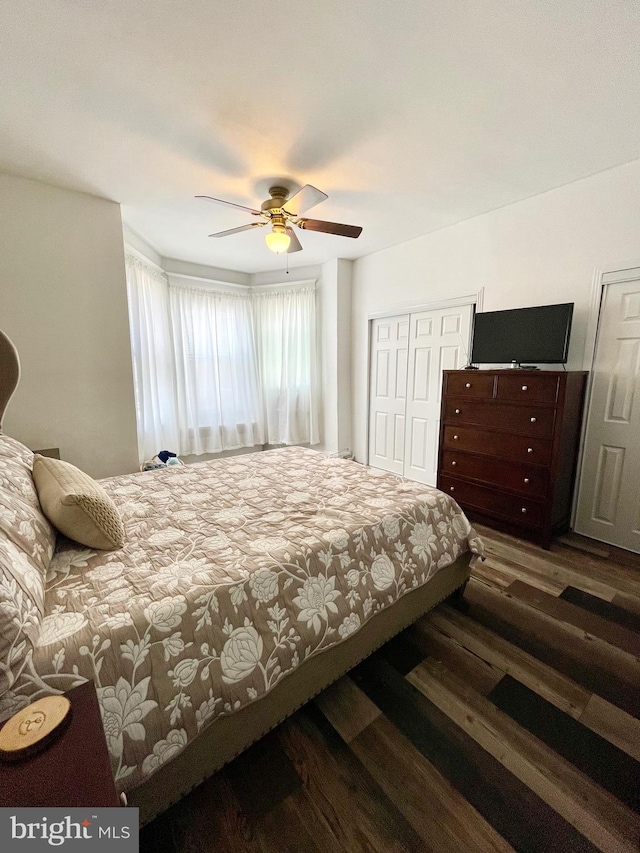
208,222,266,238
283,184,328,216
196,195,263,216
296,218,362,238
285,226,303,253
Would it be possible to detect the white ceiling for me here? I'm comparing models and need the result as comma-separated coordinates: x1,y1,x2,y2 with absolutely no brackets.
2,1,640,273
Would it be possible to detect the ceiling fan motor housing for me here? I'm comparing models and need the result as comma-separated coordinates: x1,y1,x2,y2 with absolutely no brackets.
261,186,290,216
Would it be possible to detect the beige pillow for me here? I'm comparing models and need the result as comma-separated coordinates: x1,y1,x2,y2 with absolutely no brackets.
32,456,125,550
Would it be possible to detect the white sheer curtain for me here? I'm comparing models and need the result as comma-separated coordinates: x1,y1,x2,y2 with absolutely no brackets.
125,255,180,462
169,284,264,455
253,286,320,446
126,257,320,460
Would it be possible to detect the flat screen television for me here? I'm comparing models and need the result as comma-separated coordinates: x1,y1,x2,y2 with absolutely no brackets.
470,302,574,366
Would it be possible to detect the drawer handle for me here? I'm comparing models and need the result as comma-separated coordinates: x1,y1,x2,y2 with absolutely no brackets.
455,408,461,414
453,435,459,440
521,507,527,514
527,447,533,453
451,461,457,466
522,385,528,391
465,382,471,388
524,477,530,483
530,417,537,423
450,486,455,492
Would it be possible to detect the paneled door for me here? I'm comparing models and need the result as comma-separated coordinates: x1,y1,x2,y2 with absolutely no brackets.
368,304,473,485
575,276,640,552
368,315,409,474
404,305,473,485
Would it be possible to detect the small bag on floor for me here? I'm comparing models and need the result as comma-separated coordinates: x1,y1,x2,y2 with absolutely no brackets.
140,450,184,472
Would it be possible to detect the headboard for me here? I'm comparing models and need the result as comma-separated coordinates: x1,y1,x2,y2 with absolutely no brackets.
0,330,20,434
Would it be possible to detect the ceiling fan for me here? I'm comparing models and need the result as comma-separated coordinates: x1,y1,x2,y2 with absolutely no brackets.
196,184,363,254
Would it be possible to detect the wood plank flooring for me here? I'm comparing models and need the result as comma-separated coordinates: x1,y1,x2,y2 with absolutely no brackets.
140,525,640,853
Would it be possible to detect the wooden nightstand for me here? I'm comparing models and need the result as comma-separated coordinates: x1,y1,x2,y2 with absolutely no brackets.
0,681,120,808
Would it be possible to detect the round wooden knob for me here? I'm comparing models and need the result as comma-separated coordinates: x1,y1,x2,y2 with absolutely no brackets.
524,477,530,483
451,461,457,466
521,507,527,513
465,382,471,388
450,486,455,492
527,447,533,453
455,408,460,414
453,435,459,440
530,417,537,423
522,385,528,391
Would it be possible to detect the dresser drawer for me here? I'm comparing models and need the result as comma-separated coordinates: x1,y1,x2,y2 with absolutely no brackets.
439,475,546,528
444,399,555,436
442,425,553,465
445,373,494,399
441,451,549,498
496,373,559,403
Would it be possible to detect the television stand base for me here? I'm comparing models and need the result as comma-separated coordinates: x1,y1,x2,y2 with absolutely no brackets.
507,363,540,369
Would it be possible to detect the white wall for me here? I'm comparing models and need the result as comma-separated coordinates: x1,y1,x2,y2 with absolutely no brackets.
335,259,353,453
1,173,139,478
351,159,640,462
164,257,251,287
122,223,163,268
320,260,339,452
320,259,352,453
251,264,322,288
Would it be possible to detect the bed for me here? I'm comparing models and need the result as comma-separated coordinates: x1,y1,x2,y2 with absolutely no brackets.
0,329,482,823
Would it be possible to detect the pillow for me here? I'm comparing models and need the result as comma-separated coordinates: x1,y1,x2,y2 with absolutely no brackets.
32,456,125,550
0,436,57,701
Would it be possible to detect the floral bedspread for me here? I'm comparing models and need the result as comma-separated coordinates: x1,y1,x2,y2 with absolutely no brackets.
3,447,483,791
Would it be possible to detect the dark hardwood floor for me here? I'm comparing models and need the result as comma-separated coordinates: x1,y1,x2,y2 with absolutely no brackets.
140,525,640,853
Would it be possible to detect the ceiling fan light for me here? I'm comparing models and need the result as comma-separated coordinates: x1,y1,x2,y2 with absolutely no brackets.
265,225,291,254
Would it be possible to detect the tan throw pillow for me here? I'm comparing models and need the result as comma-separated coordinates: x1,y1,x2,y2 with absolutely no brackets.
32,456,125,550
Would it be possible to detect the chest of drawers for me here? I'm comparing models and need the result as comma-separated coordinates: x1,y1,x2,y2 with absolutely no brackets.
437,370,587,548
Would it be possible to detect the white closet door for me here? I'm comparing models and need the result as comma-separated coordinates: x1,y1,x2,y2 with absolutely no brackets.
404,305,473,485
575,277,640,552
368,315,410,474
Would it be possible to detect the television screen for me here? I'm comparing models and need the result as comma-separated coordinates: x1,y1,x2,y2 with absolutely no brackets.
470,303,574,365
